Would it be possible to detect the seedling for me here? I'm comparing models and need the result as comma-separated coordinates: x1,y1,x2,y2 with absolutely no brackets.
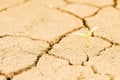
74,27,98,41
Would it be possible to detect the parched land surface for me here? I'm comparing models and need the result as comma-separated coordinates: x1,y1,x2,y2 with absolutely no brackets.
0,0,120,80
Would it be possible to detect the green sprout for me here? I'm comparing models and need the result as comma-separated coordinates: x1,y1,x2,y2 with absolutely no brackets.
74,27,98,41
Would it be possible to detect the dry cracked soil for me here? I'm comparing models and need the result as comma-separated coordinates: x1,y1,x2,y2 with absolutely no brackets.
0,0,120,80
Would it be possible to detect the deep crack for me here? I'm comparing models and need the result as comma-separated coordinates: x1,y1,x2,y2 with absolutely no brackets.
34,54,43,66
86,55,89,62
82,19,90,30
113,0,117,7
7,77,11,80
0,35,9,38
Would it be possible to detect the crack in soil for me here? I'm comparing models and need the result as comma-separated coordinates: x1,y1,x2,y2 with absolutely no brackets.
81,55,90,66
97,44,113,56
48,54,73,65
45,27,84,66
0,0,30,12
56,6,116,43
52,27,84,44
0,35,50,44
54,7,117,66
56,8,90,31
113,0,117,7
0,1,119,79
91,36,116,56
91,65,112,79
92,35,114,55
57,6,101,20
9,63,35,78
9,44,50,79
63,0,72,4
0,63,34,80
56,7,101,30
0,28,84,78
94,35,120,46
82,19,90,30
34,45,51,66
1,26,83,79
84,8,102,18
56,7,83,19
63,0,101,8
0,35,50,80
7,77,11,80
91,65,115,80
9,47,50,80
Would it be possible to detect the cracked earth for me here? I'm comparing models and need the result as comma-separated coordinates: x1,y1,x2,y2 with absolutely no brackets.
0,0,120,80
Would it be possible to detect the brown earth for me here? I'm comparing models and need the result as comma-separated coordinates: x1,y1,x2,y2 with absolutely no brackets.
0,0,120,80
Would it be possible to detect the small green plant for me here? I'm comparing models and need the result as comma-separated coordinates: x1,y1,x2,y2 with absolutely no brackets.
74,27,98,41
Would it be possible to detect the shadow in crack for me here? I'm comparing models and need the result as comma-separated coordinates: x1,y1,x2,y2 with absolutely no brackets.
7,77,11,80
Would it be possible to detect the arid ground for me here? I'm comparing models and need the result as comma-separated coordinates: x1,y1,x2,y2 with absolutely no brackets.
0,0,120,80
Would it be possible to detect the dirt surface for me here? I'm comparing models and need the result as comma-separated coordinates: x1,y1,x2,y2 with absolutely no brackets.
0,0,120,80
0,75,6,80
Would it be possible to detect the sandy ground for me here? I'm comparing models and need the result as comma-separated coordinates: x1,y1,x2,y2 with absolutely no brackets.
0,0,120,80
